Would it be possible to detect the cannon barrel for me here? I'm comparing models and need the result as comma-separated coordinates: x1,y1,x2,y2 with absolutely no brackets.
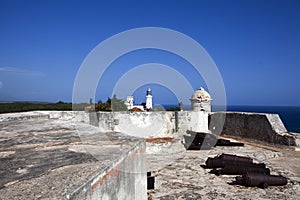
213,165,270,175
242,173,288,188
205,157,265,169
217,153,253,163
215,139,245,146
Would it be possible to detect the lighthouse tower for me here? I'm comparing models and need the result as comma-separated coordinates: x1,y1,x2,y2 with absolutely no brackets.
146,88,153,110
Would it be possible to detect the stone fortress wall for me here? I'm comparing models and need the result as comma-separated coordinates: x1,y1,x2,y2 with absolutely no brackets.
91,111,208,137
33,109,300,147
209,112,300,147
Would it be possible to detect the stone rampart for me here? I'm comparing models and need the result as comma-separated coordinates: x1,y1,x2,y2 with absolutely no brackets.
69,139,146,200
0,111,90,124
39,111,90,123
209,112,299,146
0,111,50,122
6,110,297,147
91,111,208,137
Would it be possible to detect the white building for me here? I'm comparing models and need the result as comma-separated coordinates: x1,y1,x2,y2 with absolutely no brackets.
190,87,212,112
125,96,134,110
125,88,153,111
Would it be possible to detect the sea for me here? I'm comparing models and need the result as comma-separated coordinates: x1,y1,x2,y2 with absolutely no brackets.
162,105,300,133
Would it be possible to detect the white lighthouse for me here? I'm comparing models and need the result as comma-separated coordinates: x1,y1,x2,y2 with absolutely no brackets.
146,88,153,110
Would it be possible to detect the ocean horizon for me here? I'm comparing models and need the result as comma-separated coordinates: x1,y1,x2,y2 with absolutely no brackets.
162,104,300,133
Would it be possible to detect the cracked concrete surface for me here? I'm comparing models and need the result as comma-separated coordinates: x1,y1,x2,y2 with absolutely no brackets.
0,116,143,200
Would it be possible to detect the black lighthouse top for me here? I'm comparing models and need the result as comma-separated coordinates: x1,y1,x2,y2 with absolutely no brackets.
146,88,152,96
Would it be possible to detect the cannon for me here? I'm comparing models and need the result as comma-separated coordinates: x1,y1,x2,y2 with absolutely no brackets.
215,139,244,146
205,154,254,168
211,165,270,175
237,172,288,188
205,157,265,169
217,153,252,163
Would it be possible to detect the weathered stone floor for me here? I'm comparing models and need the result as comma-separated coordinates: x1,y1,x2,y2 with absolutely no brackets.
146,139,300,200
0,116,143,200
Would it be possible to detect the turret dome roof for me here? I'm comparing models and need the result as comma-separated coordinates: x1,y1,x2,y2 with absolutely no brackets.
190,87,211,100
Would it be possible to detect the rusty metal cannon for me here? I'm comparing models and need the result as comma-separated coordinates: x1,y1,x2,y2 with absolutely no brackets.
205,154,265,169
211,165,271,175
205,157,266,168
204,153,288,189
217,153,252,163
236,172,288,188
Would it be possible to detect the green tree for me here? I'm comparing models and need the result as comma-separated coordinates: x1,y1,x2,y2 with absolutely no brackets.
111,94,127,111
95,101,111,111
94,95,127,112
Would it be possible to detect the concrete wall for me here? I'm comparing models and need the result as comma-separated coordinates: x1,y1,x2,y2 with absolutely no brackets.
209,112,299,146
10,111,297,147
13,111,208,137
69,140,146,200
92,111,209,137
38,111,90,123
0,111,50,122
0,110,208,137
179,111,208,133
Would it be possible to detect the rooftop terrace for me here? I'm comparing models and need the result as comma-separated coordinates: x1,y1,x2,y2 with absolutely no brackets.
0,112,146,199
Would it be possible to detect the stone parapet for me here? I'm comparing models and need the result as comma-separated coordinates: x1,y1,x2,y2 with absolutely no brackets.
209,112,299,146
0,112,146,199
0,111,50,122
92,111,209,138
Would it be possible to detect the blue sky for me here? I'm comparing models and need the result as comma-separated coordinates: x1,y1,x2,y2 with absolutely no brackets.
0,0,299,106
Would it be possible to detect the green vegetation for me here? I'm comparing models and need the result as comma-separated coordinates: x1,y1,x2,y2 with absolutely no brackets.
0,101,88,114
95,98,112,112
166,107,180,111
152,107,165,111
111,95,128,111
95,95,127,112
0,95,128,114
